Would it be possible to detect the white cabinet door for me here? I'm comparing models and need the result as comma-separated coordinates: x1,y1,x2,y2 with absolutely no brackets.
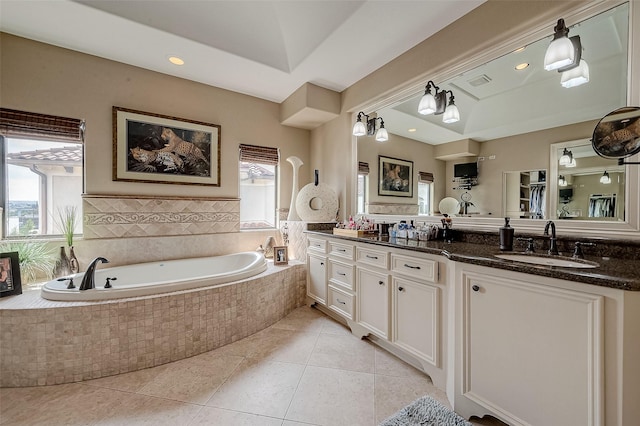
356,267,389,339
460,270,603,426
392,276,440,367
307,253,327,305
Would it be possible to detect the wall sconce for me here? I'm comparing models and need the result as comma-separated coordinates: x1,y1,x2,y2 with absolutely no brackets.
559,148,573,166
544,19,589,88
559,175,568,187
417,81,460,123
352,112,389,142
600,170,611,184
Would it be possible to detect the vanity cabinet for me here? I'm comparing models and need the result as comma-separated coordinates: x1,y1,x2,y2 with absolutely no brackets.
306,253,327,305
392,276,440,368
455,263,605,426
306,236,328,305
356,267,389,339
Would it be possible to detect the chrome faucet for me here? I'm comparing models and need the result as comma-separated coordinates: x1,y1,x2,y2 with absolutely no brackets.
543,221,559,255
79,257,109,291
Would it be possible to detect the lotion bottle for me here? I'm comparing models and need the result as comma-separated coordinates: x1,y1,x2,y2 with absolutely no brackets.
499,217,514,251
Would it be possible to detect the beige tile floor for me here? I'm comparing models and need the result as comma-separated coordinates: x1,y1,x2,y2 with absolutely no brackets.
0,306,504,426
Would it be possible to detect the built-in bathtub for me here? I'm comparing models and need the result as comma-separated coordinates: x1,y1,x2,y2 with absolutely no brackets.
0,256,305,388
41,252,268,301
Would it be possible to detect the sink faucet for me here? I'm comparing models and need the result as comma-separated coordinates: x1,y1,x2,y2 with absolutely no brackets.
543,221,559,255
79,257,109,291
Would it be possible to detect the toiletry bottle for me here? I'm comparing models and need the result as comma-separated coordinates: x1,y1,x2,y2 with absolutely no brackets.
499,217,514,251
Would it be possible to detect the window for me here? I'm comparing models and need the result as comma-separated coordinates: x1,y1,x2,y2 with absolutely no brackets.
418,171,434,216
357,161,369,215
239,144,279,229
1,109,84,238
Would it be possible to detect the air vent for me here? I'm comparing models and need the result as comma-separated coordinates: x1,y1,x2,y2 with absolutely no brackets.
467,74,492,87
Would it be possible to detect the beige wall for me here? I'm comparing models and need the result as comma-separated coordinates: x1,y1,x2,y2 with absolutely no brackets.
445,120,599,216
357,133,445,209
0,33,311,207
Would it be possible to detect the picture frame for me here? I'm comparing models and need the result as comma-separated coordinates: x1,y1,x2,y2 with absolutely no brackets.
378,155,414,197
273,246,288,265
113,106,221,186
0,252,22,298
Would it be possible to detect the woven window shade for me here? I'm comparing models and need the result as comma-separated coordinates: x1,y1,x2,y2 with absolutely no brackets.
239,143,279,165
418,171,434,183
0,108,84,142
358,162,370,175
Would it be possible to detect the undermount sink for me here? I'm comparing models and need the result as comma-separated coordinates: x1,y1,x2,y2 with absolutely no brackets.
494,253,598,269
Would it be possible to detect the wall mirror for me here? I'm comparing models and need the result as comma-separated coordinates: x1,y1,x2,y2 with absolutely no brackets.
356,1,635,230
549,139,626,221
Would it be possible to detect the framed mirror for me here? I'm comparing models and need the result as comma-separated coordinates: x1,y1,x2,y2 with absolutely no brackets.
549,139,626,221
354,1,638,233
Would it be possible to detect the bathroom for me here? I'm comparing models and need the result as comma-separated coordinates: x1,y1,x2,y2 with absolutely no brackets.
1,0,640,425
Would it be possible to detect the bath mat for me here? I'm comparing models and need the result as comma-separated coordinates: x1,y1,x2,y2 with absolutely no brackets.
379,395,473,426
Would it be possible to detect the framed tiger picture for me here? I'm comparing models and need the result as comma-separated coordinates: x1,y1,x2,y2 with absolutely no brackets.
113,106,221,186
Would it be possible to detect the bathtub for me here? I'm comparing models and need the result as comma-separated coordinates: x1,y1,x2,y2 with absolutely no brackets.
41,251,268,301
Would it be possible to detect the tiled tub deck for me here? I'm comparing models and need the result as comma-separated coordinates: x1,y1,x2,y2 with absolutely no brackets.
0,262,305,388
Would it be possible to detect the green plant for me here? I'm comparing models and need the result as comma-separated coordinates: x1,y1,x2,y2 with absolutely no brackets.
0,240,56,284
55,206,78,247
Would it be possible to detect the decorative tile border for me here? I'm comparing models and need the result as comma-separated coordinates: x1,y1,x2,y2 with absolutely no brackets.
0,263,306,387
367,202,419,215
83,195,240,239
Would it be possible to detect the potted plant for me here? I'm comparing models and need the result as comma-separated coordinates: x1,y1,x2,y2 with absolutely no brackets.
0,241,56,284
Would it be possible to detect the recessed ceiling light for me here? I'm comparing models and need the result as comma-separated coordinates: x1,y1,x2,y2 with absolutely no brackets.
168,56,185,66
408,128,417,132
515,62,529,70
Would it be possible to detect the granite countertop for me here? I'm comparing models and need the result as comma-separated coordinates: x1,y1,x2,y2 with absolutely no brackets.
306,230,640,291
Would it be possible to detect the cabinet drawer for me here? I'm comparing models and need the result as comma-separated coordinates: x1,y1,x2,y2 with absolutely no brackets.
390,254,438,283
328,259,355,291
308,237,327,253
356,246,389,269
329,241,355,260
328,285,354,320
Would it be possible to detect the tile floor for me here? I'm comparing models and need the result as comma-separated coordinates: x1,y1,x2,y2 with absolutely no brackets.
0,306,503,426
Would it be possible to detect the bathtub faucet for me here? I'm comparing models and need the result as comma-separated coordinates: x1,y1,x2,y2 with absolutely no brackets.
79,257,109,291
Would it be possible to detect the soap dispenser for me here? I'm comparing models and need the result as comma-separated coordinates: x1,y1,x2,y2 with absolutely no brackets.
499,217,514,251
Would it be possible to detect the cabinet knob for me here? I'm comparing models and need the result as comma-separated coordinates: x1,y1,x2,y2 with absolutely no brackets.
472,285,480,292
378,281,385,286
398,286,405,292
320,262,324,266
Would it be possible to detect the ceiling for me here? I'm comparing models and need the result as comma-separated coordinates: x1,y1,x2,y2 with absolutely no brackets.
0,0,484,103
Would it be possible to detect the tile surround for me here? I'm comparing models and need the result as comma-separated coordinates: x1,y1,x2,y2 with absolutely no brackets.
83,195,240,239
0,263,305,388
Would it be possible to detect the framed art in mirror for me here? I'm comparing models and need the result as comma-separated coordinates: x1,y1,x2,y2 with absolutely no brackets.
113,106,221,186
378,155,413,197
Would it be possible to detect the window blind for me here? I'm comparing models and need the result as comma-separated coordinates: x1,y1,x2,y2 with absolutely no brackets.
0,108,84,142
418,171,434,183
358,162,370,175
238,143,279,165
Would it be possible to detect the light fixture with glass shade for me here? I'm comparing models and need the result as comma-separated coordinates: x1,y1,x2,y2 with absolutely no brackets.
600,170,611,184
417,81,460,123
352,112,389,142
566,158,577,167
543,19,575,71
559,148,573,166
442,91,460,124
561,59,590,88
558,175,568,187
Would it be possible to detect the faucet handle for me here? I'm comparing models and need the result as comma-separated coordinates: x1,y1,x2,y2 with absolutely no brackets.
572,242,595,259
517,237,535,253
57,277,75,289
104,277,117,289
